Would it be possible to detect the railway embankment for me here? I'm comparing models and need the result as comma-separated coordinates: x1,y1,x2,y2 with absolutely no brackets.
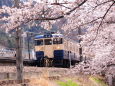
0,66,68,80
0,66,110,86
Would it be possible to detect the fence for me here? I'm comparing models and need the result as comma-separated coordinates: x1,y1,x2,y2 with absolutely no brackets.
0,49,36,60
0,50,16,58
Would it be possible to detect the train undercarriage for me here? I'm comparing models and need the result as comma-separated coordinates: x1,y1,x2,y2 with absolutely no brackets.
35,57,79,68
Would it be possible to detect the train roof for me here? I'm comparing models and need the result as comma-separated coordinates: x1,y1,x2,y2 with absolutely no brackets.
34,34,63,39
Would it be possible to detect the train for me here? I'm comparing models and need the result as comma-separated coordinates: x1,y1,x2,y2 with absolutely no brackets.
34,33,81,67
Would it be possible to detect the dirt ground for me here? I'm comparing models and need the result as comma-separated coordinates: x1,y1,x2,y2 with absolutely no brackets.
0,66,108,86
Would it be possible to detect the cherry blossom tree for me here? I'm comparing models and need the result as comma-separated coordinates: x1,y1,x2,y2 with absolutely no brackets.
0,0,115,85
61,0,115,85
0,0,88,81
0,0,87,31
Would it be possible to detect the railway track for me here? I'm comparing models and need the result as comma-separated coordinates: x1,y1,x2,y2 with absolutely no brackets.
0,57,36,66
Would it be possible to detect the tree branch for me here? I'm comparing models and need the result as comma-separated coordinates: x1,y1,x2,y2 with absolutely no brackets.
93,0,112,11
90,1,115,46
8,0,87,31
66,0,87,15
79,17,102,27
34,0,87,20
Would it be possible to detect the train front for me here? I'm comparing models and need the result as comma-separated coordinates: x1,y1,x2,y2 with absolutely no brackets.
34,33,64,67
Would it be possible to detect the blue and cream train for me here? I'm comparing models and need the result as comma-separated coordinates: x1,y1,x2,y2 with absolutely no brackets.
34,33,80,67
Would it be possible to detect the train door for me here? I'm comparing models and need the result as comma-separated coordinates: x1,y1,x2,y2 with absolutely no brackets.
44,38,54,58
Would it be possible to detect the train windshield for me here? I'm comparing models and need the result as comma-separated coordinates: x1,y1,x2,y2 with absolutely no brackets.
35,39,43,46
53,38,63,44
44,39,52,45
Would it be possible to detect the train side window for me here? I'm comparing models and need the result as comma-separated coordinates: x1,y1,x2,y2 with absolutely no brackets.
53,38,63,44
44,39,52,45
35,40,43,46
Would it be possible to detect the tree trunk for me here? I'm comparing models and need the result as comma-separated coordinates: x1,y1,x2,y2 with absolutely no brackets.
16,28,23,81
108,75,114,86
14,0,20,8
14,0,23,82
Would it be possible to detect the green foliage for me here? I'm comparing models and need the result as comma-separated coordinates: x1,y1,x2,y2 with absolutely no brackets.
57,80,79,86
89,76,107,86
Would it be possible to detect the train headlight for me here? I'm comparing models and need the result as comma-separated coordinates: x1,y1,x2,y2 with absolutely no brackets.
57,46,60,49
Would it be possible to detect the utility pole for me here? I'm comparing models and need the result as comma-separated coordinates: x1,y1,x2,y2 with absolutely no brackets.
27,32,31,60
67,40,71,68
78,27,83,62
69,50,71,68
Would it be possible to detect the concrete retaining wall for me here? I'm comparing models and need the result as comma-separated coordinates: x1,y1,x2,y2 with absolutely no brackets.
0,69,67,80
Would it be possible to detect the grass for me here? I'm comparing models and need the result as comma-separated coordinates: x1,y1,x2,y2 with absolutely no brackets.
89,76,108,86
57,80,80,86
2,68,108,86
2,74,108,86
0,67,108,86
29,68,57,86
57,75,108,86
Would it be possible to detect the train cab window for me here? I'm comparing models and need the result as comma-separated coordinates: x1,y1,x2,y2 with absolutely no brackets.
53,38,63,44
44,39,52,45
35,39,43,46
